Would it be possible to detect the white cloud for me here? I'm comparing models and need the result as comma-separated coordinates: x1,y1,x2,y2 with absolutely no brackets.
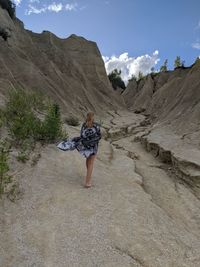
26,1,78,15
192,42,200,50
65,3,78,11
48,2,63,12
29,0,40,3
103,51,160,85
13,0,22,6
25,5,46,15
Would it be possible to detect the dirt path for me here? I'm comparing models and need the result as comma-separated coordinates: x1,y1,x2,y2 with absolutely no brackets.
0,110,200,267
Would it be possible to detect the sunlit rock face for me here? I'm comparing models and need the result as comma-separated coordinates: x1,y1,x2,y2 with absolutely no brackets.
0,7,123,117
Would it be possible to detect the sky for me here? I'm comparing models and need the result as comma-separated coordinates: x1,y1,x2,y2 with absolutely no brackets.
14,0,200,84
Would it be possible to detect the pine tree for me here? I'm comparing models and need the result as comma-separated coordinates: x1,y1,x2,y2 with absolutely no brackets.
41,103,62,142
138,71,144,81
174,56,185,69
108,69,126,90
160,59,168,72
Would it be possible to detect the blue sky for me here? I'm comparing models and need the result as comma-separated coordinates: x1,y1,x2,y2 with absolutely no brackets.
14,0,200,82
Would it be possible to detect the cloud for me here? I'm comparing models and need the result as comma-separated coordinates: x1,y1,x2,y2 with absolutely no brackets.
103,51,160,85
13,0,22,6
65,3,77,11
48,2,63,12
29,0,40,3
192,42,200,50
25,1,78,15
25,5,46,15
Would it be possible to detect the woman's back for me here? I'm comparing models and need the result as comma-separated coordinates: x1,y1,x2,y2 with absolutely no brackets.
80,122,101,147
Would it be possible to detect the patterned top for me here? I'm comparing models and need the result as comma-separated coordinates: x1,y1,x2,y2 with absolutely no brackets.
57,122,101,158
77,122,101,158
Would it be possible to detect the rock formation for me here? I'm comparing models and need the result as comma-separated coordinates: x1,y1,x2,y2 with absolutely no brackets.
1,110,200,267
122,63,200,142
0,6,200,267
0,7,123,117
122,62,200,197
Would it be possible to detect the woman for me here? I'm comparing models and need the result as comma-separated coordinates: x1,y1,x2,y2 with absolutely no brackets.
78,112,101,188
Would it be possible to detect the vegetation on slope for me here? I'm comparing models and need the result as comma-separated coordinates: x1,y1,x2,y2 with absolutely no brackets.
0,88,67,199
108,69,126,91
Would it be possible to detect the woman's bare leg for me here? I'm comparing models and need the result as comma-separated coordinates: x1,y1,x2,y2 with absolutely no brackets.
85,155,96,187
86,157,89,168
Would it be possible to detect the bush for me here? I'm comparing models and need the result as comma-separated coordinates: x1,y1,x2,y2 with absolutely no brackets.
160,59,168,72
65,116,79,126
174,56,185,69
195,57,200,64
16,151,29,163
108,69,126,90
4,88,64,144
0,0,16,19
39,103,63,142
5,89,42,143
128,75,137,83
137,71,144,82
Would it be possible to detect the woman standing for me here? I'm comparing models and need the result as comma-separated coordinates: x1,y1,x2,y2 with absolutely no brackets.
78,112,101,188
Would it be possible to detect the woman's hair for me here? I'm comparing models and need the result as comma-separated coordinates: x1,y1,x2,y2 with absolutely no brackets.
86,112,94,128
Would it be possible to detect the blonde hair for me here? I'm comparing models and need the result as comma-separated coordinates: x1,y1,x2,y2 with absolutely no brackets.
86,112,94,128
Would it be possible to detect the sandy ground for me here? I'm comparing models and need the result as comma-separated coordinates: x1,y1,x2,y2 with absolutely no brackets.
0,110,200,267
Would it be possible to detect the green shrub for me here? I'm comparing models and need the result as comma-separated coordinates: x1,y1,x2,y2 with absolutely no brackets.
4,89,64,144
0,140,12,198
16,139,33,163
39,103,63,142
5,89,40,142
0,0,16,19
174,56,185,69
128,75,137,83
16,151,29,163
65,116,79,126
160,59,168,72
194,57,200,64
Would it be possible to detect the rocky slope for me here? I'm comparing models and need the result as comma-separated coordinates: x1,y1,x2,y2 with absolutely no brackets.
122,62,200,196
122,62,200,144
0,7,123,117
1,5,200,267
1,110,200,267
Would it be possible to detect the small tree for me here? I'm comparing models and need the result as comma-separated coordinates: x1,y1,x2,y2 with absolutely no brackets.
160,59,168,72
4,89,64,144
108,69,126,90
195,57,200,64
138,71,144,81
5,89,40,142
128,74,137,82
40,103,63,142
174,56,185,69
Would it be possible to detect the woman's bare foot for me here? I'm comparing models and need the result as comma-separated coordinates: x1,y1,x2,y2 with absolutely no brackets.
84,182,92,188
